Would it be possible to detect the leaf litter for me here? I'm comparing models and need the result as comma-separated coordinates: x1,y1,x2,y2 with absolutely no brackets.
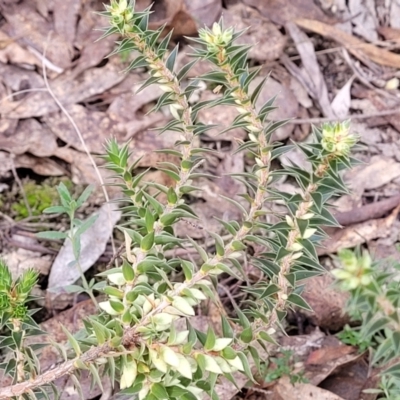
1,0,400,397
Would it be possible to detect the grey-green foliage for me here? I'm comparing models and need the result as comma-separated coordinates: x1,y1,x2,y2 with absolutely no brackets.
334,249,400,399
0,1,360,399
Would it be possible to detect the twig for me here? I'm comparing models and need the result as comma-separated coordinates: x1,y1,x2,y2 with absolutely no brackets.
334,194,400,226
10,154,32,218
271,108,400,125
0,88,48,103
27,45,64,74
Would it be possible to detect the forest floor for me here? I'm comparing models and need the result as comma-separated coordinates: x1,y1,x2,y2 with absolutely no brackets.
1,0,400,399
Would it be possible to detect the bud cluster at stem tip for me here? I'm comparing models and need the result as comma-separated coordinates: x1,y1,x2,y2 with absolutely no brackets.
198,22,234,53
106,0,134,33
321,121,357,156
332,249,372,290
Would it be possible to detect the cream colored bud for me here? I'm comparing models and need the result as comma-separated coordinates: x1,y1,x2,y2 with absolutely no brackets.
235,107,248,114
159,85,174,92
248,133,258,142
246,124,261,132
212,22,222,36
286,215,294,227
290,242,303,251
291,251,303,260
303,228,317,239
169,105,181,120
300,212,315,220
255,157,264,167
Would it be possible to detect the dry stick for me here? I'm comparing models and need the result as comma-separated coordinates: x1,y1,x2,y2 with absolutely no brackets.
270,108,400,125
0,88,48,103
41,33,117,257
334,194,400,227
9,154,32,218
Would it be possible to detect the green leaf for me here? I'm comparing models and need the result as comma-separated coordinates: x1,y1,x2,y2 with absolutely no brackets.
151,383,169,400
143,192,164,215
181,260,194,280
76,185,94,207
140,231,155,251
36,231,67,240
240,326,253,343
60,325,81,356
250,76,267,104
362,317,390,340
177,59,198,81
145,209,155,232
70,374,85,400
219,195,248,217
157,29,173,55
109,299,125,313
90,319,109,345
222,316,234,338
188,237,209,263
209,232,225,257
57,182,72,207
158,168,180,182
166,44,179,72
199,71,228,85
89,363,103,391
287,293,312,311
172,296,195,316
383,363,400,378
237,352,256,382
204,326,216,351
43,206,68,214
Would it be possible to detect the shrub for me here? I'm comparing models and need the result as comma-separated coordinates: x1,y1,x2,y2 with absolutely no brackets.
0,1,360,398
334,249,400,398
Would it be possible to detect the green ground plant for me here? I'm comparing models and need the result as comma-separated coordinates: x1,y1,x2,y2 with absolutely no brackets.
258,349,306,385
334,249,400,399
0,1,371,399
10,180,64,220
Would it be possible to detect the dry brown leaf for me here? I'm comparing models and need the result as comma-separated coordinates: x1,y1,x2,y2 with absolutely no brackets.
272,376,346,400
331,76,355,119
73,6,117,76
284,22,334,118
44,104,126,154
0,118,58,157
318,206,399,256
319,356,369,400
348,0,378,42
147,0,198,37
53,0,81,45
295,18,400,68
223,3,286,62
243,0,336,26
0,2,72,69
378,26,400,41
3,237,52,278
15,154,66,176
0,63,45,95
346,155,400,192
48,202,121,296
307,345,356,366
184,0,222,28
2,60,125,119
0,31,40,67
